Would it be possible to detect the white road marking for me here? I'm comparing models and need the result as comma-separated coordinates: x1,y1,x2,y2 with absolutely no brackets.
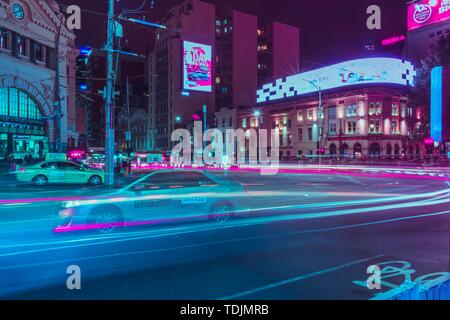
218,254,384,300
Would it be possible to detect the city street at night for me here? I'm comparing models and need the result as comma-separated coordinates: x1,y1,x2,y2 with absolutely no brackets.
1,0,450,307
0,167,448,299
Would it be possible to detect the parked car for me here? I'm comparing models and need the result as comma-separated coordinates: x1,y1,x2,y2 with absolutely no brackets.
15,160,104,186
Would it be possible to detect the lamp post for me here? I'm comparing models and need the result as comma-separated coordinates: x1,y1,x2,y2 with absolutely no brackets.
302,79,323,167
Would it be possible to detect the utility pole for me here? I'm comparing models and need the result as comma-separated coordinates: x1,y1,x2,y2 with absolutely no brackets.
203,104,207,173
105,0,115,185
301,79,322,166
54,13,64,153
126,76,131,153
318,86,323,168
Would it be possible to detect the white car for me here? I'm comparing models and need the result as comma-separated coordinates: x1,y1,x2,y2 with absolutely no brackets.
56,169,248,233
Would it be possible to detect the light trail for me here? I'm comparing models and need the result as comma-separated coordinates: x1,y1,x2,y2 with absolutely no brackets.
0,189,447,257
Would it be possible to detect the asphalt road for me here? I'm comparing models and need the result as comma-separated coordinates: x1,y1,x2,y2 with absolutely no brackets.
0,170,449,300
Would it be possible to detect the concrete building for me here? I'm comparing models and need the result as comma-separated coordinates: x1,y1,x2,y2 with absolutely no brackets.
405,0,450,65
257,21,300,87
234,58,422,161
215,9,257,112
151,0,216,152
150,0,300,152
0,0,77,160
75,47,148,152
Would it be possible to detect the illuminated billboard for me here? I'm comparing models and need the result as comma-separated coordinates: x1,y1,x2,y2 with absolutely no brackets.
257,58,416,104
183,41,212,92
407,0,450,31
431,66,450,143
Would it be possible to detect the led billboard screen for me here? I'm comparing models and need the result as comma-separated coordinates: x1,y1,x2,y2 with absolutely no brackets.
431,66,450,143
407,0,450,31
183,41,212,92
257,58,416,104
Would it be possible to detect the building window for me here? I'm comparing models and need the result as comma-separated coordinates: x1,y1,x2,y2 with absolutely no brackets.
307,109,314,120
215,77,220,84
308,127,313,141
369,102,382,116
250,117,259,128
297,128,303,141
392,104,399,116
242,118,247,128
9,89,19,117
346,104,357,117
17,35,28,56
33,42,44,62
0,28,9,50
0,88,8,115
347,121,357,134
391,120,399,134
19,91,28,118
369,120,381,134
297,112,303,122
328,123,337,136
328,106,336,120
0,88,41,119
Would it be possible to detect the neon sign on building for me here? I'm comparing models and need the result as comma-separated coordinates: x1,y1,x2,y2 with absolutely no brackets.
407,0,450,31
257,58,416,104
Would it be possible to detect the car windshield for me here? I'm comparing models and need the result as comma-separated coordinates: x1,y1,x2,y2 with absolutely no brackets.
112,173,148,189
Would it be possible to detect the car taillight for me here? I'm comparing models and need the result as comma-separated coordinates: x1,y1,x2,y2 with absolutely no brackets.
19,167,26,172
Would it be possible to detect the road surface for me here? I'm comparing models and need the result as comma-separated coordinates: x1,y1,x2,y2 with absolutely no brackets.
0,169,448,299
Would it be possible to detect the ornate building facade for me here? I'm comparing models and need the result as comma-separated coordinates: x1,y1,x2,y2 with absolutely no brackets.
0,0,77,160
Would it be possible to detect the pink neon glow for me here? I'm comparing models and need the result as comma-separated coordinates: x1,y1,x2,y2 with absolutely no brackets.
424,137,434,145
381,35,406,46
53,212,217,233
408,0,450,31
68,150,86,159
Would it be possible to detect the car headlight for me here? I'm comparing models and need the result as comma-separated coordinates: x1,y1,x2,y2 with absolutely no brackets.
63,200,81,208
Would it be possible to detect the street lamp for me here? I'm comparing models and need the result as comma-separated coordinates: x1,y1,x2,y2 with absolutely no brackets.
301,79,323,167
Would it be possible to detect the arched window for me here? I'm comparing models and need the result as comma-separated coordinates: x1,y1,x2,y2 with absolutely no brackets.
0,88,42,119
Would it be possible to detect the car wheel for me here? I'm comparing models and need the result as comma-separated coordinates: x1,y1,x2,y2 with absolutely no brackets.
89,207,123,233
209,203,234,223
88,175,102,186
32,175,48,186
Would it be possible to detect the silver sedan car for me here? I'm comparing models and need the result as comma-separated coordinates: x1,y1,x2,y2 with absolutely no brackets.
56,170,248,233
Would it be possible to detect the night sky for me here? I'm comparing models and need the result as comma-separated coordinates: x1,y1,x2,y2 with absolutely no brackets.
58,0,408,66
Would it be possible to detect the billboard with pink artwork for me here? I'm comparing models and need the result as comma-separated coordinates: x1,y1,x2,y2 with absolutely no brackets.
183,41,212,93
407,0,450,31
